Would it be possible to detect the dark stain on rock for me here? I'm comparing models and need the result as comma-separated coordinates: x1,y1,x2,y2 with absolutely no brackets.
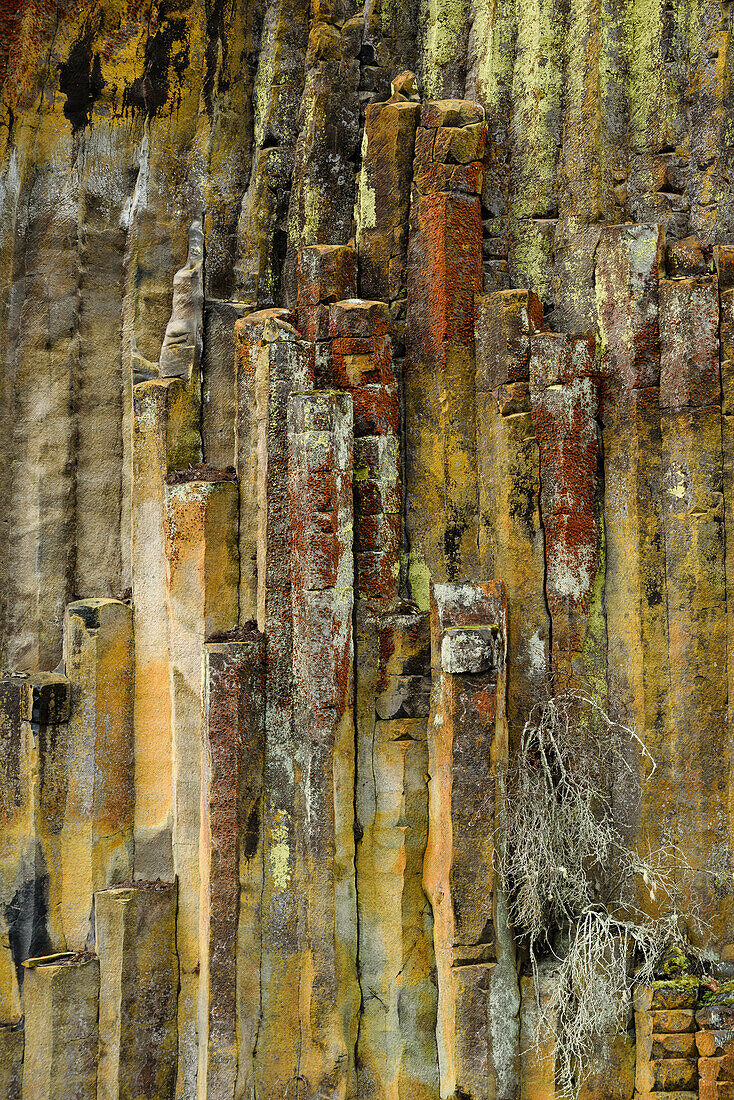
70,602,101,632
59,26,104,133
7,866,52,990
124,18,189,118
646,577,664,607
243,801,260,860
203,0,229,116
166,463,237,485
443,514,469,578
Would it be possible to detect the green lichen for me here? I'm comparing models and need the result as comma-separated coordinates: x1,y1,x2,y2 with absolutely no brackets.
657,944,693,976
652,974,699,991
699,979,734,1006
407,549,431,611
423,0,470,95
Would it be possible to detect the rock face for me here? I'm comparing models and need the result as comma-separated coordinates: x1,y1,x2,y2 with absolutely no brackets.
3,2,734,1098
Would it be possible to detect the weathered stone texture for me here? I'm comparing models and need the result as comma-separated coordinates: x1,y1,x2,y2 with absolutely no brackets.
95,883,178,1100
424,581,513,1100
288,389,359,1100
6,5,734,1099
357,96,420,313
199,635,265,1099
235,310,314,1100
476,290,550,745
132,377,201,880
61,600,134,952
659,276,732,945
530,332,599,680
355,607,438,1100
404,100,486,599
22,952,99,1100
595,223,673,920
163,470,239,1097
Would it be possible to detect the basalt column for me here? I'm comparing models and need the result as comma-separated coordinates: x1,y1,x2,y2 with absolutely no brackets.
132,377,200,879
595,223,672,894
0,679,35,1025
424,581,515,1100
404,99,486,600
475,289,550,743
198,634,265,1099
22,953,100,1100
296,245,357,345
235,312,315,1098
720,253,734,940
0,672,70,1028
356,86,420,339
529,332,600,685
0,674,70,1098
95,883,178,1100
328,297,400,604
61,600,134,951
288,390,359,1100
164,471,239,1099
659,275,732,947
355,607,438,1100
29,675,70,959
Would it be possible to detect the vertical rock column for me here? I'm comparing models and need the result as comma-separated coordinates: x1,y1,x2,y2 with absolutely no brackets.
0,675,69,1097
0,679,34,1023
355,607,439,1100
132,377,200,879
202,300,254,468
404,99,486,599
529,332,600,684
595,223,671,884
718,247,734,765
61,599,134,951
0,672,70,1026
198,633,265,1099
424,581,513,1100
22,953,99,1100
328,297,401,604
295,244,357,346
0,730,22,1100
283,13,362,303
719,252,734,953
95,883,178,1100
475,289,550,742
0,1020,21,1100
288,390,359,1099
164,470,239,1099
235,310,312,622
33,674,71,957
234,312,314,1099
356,90,420,340
659,275,732,947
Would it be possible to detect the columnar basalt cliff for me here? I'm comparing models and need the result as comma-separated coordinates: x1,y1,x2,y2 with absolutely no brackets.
3,2,734,1098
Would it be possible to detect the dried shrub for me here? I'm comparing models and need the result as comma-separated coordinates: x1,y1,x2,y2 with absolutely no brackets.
498,690,699,1099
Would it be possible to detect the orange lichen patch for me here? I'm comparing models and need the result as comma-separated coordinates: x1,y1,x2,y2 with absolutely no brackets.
404,104,484,590
530,333,599,666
